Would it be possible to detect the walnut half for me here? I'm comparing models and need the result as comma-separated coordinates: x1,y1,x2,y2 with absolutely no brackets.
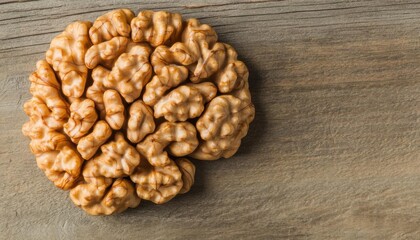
23,9,254,215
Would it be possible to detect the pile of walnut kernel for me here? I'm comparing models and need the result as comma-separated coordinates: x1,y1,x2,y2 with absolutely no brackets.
22,9,255,215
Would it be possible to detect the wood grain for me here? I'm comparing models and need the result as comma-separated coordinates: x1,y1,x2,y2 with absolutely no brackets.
1,0,420,239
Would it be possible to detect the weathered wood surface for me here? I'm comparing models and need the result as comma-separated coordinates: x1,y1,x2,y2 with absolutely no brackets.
1,0,420,239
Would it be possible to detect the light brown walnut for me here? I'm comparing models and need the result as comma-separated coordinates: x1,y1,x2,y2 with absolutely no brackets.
232,81,253,103
86,66,109,118
141,18,222,106
89,9,135,44
64,99,98,143
175,158,195,194
23,9,254,215
150,18,218,70
70,133,141,215
85,36,129,69
23,62,69,155
154,82,217,122
103,89,125,130
77,120,112,160
22,116,83,190
142,65,189,106
130,158,182,204
89,133,141,177
70,175,140,215
104,43,153,102
191,95,255,160
127,100,155,143
183,19,225,83
150,18,221,83
151,44,195,74
35,143,83,190
28,60,69,129
23,97,64,131
46,21,92,98
22,117,67,155
131,10,183,47
213,44,248,93
136,122,198,167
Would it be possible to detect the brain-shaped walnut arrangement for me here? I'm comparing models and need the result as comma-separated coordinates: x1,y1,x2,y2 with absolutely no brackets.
22,9,255,215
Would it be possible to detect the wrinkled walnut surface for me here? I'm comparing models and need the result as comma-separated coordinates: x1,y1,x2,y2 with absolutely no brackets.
22,9,255,215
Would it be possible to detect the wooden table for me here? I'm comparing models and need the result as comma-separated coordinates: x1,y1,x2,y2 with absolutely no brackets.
1,0,419,239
